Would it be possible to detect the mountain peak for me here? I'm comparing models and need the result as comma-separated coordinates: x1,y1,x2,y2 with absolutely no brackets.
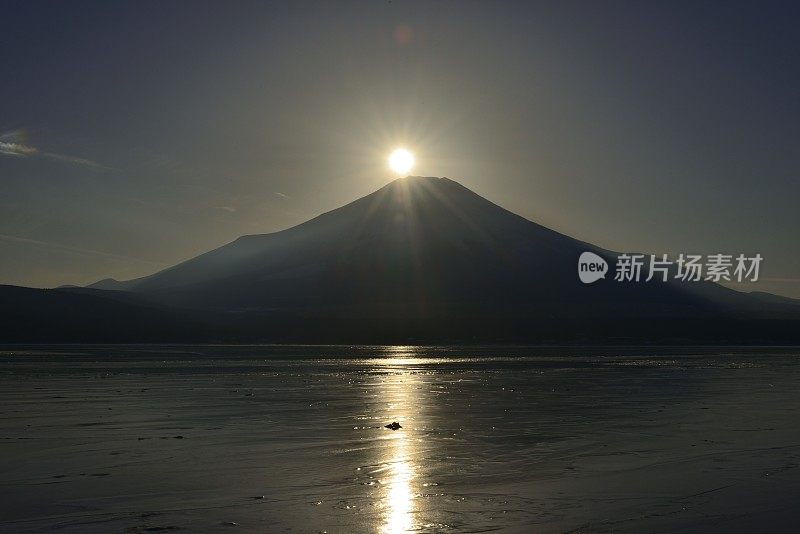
401,175,445,180
398,175,451,182
382,175,456,192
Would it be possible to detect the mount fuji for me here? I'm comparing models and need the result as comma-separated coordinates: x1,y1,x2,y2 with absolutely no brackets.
3,177,798,342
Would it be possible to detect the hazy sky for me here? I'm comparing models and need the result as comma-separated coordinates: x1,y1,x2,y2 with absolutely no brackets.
2,1,799,296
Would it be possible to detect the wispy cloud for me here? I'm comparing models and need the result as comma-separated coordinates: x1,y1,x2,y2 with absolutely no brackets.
0,141,37,157
40,150,111,169
274,191,290,199
0,130,111,170
0,233,167,267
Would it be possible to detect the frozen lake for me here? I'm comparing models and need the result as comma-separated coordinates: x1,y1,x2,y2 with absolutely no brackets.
1,345,800,532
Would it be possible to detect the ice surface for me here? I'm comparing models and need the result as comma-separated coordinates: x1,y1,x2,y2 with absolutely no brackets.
1,345,799,532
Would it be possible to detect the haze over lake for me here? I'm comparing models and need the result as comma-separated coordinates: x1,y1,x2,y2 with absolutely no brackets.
2,345,799,533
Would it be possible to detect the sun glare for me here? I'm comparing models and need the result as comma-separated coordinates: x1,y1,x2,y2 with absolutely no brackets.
388,148,415,175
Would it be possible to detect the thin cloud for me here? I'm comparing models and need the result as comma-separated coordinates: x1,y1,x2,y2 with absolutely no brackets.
40,150,111,170
0,233,168,267
0,131,111,170
0,141,38,157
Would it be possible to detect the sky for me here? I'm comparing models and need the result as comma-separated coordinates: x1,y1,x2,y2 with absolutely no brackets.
1,1,799,297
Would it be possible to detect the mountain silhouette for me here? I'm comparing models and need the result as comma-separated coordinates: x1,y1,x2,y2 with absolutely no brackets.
3,176,799,343
92,177,609,307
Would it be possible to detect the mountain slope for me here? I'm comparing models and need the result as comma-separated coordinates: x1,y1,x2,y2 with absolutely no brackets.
35,174,793,343
93,176,592,297
89,177,723,315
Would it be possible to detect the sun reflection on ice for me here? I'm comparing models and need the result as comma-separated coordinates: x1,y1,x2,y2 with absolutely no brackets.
379,346,419,533
384,447,413,533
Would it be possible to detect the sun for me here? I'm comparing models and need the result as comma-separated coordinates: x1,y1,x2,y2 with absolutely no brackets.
388,148,415,175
